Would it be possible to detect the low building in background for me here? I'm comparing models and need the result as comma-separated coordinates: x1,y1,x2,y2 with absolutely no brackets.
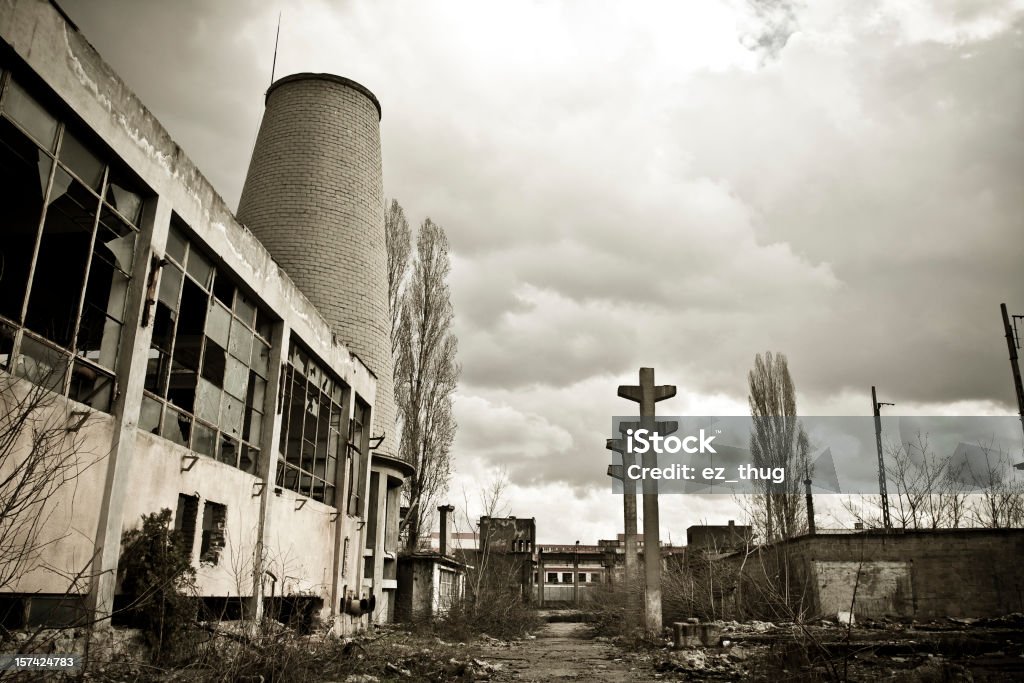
396,505,468,622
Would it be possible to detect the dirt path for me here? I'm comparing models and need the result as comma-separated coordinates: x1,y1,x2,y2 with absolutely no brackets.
480,621,654,682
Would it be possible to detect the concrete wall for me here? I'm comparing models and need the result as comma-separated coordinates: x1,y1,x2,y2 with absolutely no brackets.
1,377,114,594
395,557,433,621
813,560,913,618
730,530,1024,620
0,0,401,633
396,556,464,622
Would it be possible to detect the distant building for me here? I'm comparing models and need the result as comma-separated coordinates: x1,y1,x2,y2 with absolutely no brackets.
686,521,753,554
536,543,613,604
396,505,467,622
469,516,536,601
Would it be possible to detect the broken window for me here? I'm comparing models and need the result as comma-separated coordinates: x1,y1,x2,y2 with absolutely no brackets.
276,340,349,506
0,73,145,412
141,217,273,474
562,572,572,584
174,493,199,561
199,501,226,565
547,572,558,584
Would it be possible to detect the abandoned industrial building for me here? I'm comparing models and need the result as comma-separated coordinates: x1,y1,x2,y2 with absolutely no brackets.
0,0,411,632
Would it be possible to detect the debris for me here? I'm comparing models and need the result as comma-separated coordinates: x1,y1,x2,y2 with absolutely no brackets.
837,611,855,626
728,646,749,662
383,662,410,677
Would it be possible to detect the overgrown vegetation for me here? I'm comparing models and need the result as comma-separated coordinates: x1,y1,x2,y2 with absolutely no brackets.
436,583,541,643
118,508,198,665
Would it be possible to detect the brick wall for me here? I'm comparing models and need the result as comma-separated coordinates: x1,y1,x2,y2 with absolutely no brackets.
237,73,398,461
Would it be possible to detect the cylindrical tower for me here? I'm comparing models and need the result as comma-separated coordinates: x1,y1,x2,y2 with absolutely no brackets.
237,73,397,462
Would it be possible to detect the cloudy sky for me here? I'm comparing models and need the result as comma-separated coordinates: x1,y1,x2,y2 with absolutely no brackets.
61,0,1024,543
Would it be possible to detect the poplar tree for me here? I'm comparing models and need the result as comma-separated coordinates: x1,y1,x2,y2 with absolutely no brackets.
386,202,459,550
747,351,809,542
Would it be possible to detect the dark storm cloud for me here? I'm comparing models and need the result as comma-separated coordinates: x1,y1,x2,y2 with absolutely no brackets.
58,0,1024,539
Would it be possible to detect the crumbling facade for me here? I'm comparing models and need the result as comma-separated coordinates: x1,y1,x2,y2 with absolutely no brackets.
0,0,406,633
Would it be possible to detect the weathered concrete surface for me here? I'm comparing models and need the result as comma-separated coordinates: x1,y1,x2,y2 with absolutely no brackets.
480,621,647,681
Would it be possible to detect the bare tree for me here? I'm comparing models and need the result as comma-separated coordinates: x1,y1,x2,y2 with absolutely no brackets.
0,372,99,593
747,351,810,542
394,217,460,551
966,440,1024,528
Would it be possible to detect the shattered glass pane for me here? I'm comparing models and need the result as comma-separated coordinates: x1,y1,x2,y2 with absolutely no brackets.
243,408,262,444
234,293,256,327
145,347,171,395
158,264,182,310
325,451,337,483
58,130,104,190
139,394,163,434
151,302,175,352
14,334,68,393
218,434,238,467
97,207,137,273
3,79,58,150
251,340,270,378
205,301,230,348
68,360,113,412
239,445,258,475
246,372,266,411
224,354,248,400
162,406,191,447
192,421,216,457
220,391,243,437
228,317,252,363
186,247,213,289
104,166,143,225
25,169,96,348
195,377,222,425
165,224,187,264
255,307,272,339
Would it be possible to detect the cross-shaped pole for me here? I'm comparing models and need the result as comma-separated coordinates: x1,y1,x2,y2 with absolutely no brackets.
606,436,638,596
617,367,676,634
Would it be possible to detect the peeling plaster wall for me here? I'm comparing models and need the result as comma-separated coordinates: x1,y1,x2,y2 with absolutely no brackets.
1,375,115,594
813,560,912,618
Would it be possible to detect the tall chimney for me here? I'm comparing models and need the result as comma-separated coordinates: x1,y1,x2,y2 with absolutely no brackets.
438,504,455,556
236,73,398,462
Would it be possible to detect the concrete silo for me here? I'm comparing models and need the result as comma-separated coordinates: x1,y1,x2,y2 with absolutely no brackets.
237,73,397,463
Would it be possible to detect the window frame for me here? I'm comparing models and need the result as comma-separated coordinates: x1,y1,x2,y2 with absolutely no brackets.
0,70,146,412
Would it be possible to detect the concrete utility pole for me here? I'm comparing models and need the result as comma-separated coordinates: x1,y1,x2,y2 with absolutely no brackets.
538,547,545,607
573,540,580,605
606,435,638,592
804,473,816,535
617,367,676,635
1000,304,1024,461
872,386,894,530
